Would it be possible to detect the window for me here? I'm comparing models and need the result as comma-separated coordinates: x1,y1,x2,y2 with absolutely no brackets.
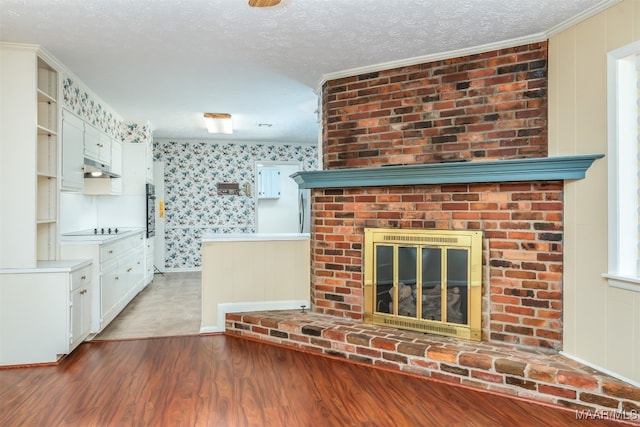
605,40,640,291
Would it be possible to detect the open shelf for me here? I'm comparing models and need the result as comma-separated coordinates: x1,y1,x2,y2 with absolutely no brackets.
35,56,59,262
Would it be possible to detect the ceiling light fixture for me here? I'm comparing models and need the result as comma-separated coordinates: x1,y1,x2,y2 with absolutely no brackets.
203,113,233,134
248,0,281,7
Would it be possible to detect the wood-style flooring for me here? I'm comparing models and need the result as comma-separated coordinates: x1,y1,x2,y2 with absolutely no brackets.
0,334,627,427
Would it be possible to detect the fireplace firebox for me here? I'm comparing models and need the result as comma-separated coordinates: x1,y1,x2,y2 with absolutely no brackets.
364,228,483,341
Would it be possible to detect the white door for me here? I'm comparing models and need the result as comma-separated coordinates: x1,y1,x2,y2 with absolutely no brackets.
256,163,301,233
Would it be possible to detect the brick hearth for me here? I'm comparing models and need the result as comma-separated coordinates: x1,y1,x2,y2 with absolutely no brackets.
226,310,640,419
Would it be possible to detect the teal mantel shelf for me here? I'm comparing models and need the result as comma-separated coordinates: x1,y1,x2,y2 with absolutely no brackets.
290,154,604,189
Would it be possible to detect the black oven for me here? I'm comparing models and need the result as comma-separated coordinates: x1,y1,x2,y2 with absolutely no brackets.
146,183,156,238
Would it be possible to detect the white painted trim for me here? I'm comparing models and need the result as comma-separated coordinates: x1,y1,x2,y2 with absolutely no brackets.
319,33,547,87
159,267,201,273
153,137,317,146
606,40,640,282
0,41,39,52
216,300,310,332
200,326,223,334
602,273,640,292
318,0,621,87
559,351,640,388
545,0,622,37
32,46,125,123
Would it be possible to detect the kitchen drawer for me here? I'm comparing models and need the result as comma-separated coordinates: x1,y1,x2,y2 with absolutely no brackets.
113,234,141,256
100,241,122,265
99,234,141,264
70,265,92,291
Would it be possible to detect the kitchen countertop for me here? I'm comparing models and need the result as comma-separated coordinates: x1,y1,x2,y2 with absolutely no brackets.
201,232,310,242
60,228,145,245
0,259,92,274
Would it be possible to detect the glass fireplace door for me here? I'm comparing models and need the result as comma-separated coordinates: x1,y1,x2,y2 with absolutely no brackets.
364,228,482,341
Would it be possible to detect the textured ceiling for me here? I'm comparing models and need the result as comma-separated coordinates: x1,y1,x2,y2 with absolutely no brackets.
0,0,618,144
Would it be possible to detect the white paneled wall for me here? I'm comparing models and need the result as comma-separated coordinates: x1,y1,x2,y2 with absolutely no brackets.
549,0,640,384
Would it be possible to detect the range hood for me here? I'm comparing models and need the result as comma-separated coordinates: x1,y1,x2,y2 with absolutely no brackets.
83,158,121,179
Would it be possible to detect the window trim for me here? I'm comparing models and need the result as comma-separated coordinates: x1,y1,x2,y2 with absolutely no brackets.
605,39,640,291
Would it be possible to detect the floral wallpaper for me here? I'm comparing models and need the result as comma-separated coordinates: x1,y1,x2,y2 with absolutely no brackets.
62,76,123,140
123,122,153,144
154,140,318,269
62,75,152,144
62,73,319,270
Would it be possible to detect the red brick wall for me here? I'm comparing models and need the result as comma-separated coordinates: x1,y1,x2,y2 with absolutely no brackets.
322,42,548,169
311,182,563,350
313,42,560,350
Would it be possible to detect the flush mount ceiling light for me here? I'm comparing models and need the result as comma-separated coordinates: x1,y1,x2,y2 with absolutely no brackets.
203,113,233,134
248,0,281,7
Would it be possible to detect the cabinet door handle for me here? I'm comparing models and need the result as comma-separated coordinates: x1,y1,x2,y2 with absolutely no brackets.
81,275,86,280
109,250,113,254
115,276,119,280
127,267,132,272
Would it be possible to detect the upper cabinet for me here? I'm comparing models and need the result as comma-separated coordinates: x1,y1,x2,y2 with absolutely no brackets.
84,124,111,166
257,167,281,199
60,109,84,192
0,45,60,268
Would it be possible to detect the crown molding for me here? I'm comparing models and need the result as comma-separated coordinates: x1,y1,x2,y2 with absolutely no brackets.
317,0,622,90
545,0,622,37
318,33,547,88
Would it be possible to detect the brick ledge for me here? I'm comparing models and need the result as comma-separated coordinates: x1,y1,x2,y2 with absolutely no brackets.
226,310,640,423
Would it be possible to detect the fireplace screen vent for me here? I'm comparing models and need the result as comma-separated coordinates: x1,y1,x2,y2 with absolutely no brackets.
383,235,458,245
364,228,482,341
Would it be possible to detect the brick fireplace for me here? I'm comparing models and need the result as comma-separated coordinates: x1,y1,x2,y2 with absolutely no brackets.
308,177,566,351
225,41,640,414
307,41,564,351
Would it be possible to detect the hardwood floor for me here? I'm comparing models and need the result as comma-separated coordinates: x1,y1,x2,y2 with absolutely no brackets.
0,335,628,426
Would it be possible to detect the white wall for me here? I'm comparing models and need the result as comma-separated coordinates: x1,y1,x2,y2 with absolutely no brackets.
549,0,640,384
59,193,145,233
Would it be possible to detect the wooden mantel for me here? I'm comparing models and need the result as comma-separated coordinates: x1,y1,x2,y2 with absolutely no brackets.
290,154,604,189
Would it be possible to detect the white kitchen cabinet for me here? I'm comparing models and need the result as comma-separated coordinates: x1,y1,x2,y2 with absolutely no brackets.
257,167,281,199
61,109,85,192
84,124,111,166
146,140,154,183
122,142,153,194
0,45,60,268
110,139,123,193
145,236,154,286
70,270,92,349
61,231,145,333
84,137,122,195
0,260,92,366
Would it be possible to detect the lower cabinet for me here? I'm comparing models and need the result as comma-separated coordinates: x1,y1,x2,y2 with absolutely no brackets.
145,236,154,285
0,260,92,366
62,231,145,333
70,265,92,350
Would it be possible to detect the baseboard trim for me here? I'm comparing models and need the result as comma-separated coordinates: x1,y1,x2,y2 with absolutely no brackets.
203,300,310,334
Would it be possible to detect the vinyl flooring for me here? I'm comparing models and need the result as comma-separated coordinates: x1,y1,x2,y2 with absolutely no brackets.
94,271,201,340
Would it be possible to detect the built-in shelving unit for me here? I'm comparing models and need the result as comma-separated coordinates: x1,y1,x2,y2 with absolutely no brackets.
36,57,59,261
0,45,62,268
